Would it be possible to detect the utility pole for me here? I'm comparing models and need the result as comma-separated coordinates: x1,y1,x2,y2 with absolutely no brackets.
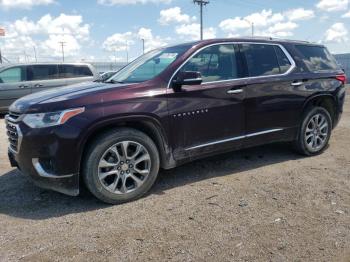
23,50,28,63
0,27,4,64
126,41,129,63
193,0,209,40
141,39,145,54
58,41,66,62
243,19,254,37
33,46,37,62
114,48,118,65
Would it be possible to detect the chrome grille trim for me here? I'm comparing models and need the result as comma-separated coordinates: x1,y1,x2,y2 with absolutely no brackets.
5,115,23,153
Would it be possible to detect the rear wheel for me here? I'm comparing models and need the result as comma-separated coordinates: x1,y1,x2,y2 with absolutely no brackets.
294,107,332,156
83,128,160,204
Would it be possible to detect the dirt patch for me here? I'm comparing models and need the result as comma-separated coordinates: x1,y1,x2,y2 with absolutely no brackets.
0,89,349,261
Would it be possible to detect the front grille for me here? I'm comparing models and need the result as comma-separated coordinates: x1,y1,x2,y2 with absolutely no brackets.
5,113,22,153
6,121,19,152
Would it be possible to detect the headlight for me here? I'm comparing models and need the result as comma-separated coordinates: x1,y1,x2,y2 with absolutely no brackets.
23,107,85,128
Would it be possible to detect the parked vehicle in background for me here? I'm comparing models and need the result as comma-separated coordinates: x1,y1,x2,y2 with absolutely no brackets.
6,38,347,204
0,63,98,112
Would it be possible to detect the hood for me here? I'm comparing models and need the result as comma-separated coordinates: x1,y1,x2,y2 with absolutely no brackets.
9,81,131,113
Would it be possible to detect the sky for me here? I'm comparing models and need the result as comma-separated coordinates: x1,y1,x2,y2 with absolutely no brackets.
0,0,350,63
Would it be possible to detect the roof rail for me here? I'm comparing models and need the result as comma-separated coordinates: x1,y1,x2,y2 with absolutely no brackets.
240,36,311,44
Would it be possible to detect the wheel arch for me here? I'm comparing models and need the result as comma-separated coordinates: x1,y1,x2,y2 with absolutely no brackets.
78,115,176,171
301,94,337,126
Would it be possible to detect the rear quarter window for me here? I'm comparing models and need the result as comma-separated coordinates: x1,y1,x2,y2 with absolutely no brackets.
295,45,338,72
59,65,93,78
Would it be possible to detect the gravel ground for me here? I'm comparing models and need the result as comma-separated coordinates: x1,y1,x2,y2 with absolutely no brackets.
0,88,349,262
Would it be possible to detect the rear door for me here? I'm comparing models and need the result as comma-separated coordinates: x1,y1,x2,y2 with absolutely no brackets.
167,44,246,159
0,66,31,111
59,64,94,85
240,43,301,146
29,64,66,94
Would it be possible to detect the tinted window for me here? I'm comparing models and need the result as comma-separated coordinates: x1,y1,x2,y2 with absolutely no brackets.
31,65,58,80
295,45,338,72
274,46,292,74
0,67,25,83
180,44,240,83
59,65,93,78
242,44,284,77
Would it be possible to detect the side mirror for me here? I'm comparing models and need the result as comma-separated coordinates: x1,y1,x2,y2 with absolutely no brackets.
172,71,202,90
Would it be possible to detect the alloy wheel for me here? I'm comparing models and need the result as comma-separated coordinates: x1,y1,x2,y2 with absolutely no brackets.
304,113,329,152
97,141,151,194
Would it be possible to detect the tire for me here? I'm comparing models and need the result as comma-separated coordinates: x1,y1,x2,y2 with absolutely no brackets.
82,128,160,204
293,106,333,156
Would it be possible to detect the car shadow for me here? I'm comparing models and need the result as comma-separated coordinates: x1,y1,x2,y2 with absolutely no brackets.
0,143,301,220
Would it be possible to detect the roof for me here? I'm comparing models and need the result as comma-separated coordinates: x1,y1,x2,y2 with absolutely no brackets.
167,37,321,50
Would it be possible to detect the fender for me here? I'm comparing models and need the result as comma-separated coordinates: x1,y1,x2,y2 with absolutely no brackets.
77,114,176,170
301,92,337,114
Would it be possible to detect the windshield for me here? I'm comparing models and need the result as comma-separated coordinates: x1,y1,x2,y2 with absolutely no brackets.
108,45,190,83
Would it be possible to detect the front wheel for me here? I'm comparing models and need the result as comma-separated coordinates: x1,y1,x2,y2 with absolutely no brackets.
82,128,160,204
294,106,333,156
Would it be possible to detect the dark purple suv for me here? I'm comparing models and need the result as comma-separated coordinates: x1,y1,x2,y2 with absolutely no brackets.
6,38,347,204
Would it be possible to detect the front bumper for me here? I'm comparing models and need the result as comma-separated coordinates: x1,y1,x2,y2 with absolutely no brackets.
6,115,82,196
8,149,79,196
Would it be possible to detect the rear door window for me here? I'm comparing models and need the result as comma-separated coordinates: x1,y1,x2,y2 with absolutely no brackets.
58,65,93,78
30,65,59,80
295,45,338,72
0,66,26,83
242,44,291,77
180,44,242,83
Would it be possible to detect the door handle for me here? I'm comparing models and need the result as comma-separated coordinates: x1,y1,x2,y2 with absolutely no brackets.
227,89,243,94
34,84,43,88
291,80,308,87
18,85,29,89
291,81,303,86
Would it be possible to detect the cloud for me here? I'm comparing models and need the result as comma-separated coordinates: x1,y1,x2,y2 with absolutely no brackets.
342,10,350,17
316,0,349,12
264,21,298,37
103,28,168,54
219,18,251,32
324,22,349,42
285,8,315,21
219,8,312,38
102,32,134,52
158,7,191,25
0,0,54,9
219,9,284,34
175,23,216,40
97,0,171,5
137,27,168,52
245,9,284,27
2,14,90,61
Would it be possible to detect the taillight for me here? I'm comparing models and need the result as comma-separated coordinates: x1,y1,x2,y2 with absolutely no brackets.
335,74,347,85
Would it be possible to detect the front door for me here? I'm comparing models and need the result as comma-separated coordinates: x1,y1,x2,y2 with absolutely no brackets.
0,66,31,111
167,44,246,159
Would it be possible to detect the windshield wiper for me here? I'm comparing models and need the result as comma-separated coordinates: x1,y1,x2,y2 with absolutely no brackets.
105,79,124,84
